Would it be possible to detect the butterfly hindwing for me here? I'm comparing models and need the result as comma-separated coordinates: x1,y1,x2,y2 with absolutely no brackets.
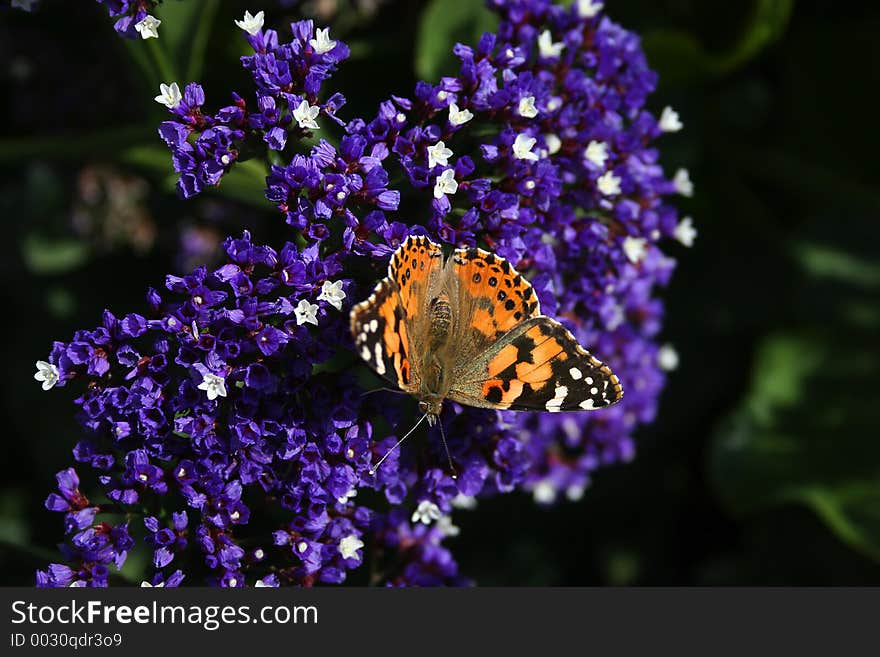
448,316,623,412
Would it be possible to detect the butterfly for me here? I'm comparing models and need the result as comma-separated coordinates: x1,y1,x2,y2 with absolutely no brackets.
350,236,623,435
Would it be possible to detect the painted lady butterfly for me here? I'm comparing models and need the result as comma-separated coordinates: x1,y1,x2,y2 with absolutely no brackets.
350,236,623,431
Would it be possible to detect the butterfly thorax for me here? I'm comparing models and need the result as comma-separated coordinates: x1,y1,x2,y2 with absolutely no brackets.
418,293,455,421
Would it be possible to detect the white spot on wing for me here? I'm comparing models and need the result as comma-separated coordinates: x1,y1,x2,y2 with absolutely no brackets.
360,346,371,361
374,342,386,375
569,367,582,380
586,376,594,385
579,399,595,410
546,385,568,412
369,319,378,332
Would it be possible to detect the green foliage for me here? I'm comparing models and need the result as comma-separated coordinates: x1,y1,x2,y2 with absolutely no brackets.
415,0,498,81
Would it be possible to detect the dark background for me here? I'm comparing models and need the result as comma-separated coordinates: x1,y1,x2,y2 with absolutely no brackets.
1,0,878,585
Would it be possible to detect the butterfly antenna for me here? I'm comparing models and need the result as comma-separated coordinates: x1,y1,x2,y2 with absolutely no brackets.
360,386,407,398
369,410,430,476
437,418,457,480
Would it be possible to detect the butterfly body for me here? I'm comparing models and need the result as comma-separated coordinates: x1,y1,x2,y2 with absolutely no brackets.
351,236,623,424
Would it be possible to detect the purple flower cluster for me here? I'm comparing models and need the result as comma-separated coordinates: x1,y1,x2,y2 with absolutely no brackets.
37,0,693,586
96,0,163,39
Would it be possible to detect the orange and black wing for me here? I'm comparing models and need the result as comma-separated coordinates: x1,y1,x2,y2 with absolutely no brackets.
349,235,443,392
448,316,623,412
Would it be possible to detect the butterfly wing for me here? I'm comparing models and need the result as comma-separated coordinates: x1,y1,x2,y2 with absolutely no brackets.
447,315,623,412
443,246,542,374
350,235,444,392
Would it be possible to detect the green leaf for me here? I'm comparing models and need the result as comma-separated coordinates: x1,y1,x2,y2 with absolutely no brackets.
710,331,880,561
795,242,880,289
21,233,90,275
415,0,498,81
644,0,794,83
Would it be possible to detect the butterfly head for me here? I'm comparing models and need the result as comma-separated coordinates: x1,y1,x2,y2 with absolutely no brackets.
418,399,443,425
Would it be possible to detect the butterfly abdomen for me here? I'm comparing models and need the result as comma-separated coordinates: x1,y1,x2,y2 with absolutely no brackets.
428,294,453,352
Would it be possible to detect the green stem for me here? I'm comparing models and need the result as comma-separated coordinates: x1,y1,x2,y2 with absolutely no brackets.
0,126,153,163
186,0,220,82
147,37,177,83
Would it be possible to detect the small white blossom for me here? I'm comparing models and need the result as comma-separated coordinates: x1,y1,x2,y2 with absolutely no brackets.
198,372,227,401
437,515,460,538
518,96,538,118
254,577,278,587
537,29,564,59
566,484,586,501
659,106,683,132
317,280,346,310
577,0,604,18
336,487,358,504
532,480,557,504
339,534,365,560
292,99,320,130
623,236,647,264
512,133,539,161
544,133,562,155
674,216,697,247
546,97,562,112
658,344,679,371
436,90,448,101
235,10,265,35
154,82,182,109
584,140,609,167
433,168,458,199
135,15,161,40
451,494,477,510
411,500,442,525
140,581,165,588
448,102,473,126
294,299,319,326
309,27,337,54
673,168,694,197
426,140,453,169
34,360,59,391
597,170,621,196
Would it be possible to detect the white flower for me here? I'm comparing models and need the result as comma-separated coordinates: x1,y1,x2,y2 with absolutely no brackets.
411,500,442,524
235,10,265,35
154,82,182,109
451,494,477,510
512,133,539,161
448,102,473,126
294,299,319,326
584,140,609,167
577,0,604,18
544,133,562,155
673,168,694,197
134,15,161,40
339,534,365,560
623,236,647,264
537,29,564,58
532,480,556,504
437,515,460,538
566,484,586,501
140,581,165,588
254,577,278,587
336,487,358,504
518,96,538,118
309,27,337,54
426,140,453,169
317,280,346,310
658,344,679,371
292,99,320,130
34,360,59,391
433,168,458,199
674,216,697,247
197,372,227,401
659,106,683,132
597,170,621,196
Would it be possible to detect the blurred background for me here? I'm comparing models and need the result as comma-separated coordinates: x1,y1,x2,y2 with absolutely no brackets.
1,0,878,585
